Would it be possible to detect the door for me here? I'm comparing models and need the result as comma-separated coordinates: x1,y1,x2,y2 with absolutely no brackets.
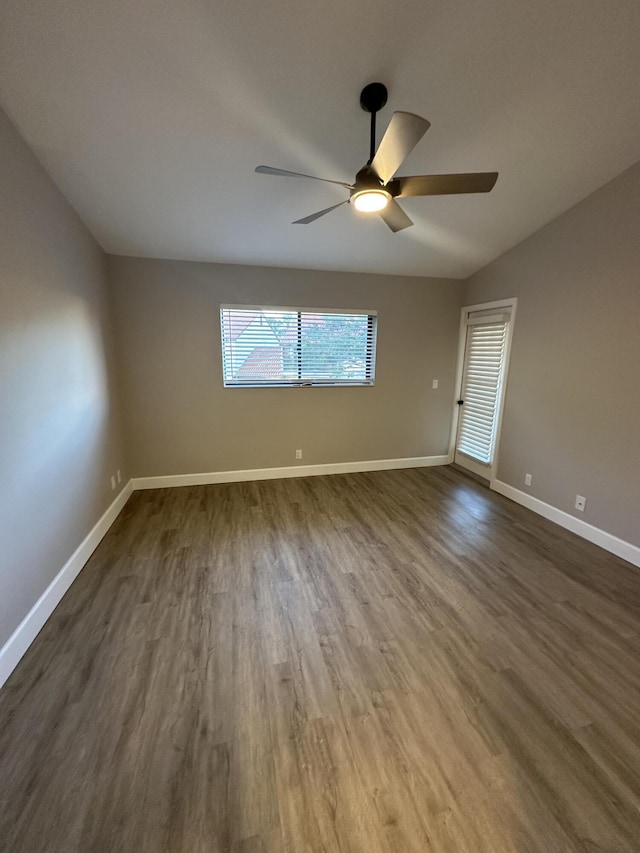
452,301,516,482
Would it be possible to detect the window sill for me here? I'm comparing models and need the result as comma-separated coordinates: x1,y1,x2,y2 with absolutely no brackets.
222,382,375,389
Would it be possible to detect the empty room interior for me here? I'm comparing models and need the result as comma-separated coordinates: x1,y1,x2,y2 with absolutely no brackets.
1,1,640,850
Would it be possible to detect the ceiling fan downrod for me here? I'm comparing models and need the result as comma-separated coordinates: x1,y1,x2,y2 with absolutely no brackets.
360,82,388,164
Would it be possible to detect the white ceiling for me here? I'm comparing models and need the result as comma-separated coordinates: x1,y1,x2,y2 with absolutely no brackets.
2,0,640,279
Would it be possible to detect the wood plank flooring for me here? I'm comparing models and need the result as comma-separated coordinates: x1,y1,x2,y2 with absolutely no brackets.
1,465,640,852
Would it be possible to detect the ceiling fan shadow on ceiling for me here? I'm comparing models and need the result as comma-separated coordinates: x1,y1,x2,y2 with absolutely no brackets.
255,82,498,233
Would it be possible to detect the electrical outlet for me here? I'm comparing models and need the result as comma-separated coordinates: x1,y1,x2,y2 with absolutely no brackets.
296,449,302,460
524,473,532,486
432,379,439,389
575,495,586,512
110,475,116,490
116,469,122,483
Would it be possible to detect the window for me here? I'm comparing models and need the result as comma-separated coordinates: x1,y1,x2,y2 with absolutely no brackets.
220,305,377,387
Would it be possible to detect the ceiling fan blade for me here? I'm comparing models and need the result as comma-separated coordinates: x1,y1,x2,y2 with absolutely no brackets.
379,199,413,233
256,165,353,189
370,112,431,185
293,200,349,225
395,172,498,197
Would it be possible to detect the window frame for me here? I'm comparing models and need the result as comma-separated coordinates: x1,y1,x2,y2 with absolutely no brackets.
219,304,378,388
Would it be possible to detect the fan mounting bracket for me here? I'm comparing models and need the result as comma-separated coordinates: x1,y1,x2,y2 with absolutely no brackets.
359,83,388,114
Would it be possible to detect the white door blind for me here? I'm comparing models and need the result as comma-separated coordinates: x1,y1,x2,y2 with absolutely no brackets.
457,320,508,464
220,306,377,387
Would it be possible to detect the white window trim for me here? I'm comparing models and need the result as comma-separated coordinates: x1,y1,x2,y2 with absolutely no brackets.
220,304,376,317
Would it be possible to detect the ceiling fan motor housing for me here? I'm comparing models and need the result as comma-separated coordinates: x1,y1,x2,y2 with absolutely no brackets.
351,166,399,198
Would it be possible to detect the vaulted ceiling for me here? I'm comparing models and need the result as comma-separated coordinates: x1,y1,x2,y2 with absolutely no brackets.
2,0,640,278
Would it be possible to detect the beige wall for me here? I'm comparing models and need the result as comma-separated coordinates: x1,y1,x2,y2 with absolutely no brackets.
108,257,463,476
0,107,126,649
464,160,640,547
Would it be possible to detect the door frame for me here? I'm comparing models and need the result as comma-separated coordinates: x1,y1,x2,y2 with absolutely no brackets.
448,297,517,484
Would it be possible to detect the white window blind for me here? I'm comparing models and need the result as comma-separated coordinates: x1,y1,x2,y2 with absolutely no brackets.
220,305,377,387
457,318,508,464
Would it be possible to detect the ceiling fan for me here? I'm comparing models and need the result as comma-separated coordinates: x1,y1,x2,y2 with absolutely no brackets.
255,83,498,232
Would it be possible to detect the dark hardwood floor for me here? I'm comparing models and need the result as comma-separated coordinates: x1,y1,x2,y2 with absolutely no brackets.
1,465,640,852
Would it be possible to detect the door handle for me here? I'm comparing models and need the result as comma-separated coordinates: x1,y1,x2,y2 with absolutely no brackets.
457,399,464,405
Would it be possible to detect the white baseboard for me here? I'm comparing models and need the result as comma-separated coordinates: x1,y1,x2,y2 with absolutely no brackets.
132,455,450,490
491,479,640,569
0,481,133,690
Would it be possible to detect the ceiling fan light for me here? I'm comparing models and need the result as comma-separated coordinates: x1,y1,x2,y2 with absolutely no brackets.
353,190,389,213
